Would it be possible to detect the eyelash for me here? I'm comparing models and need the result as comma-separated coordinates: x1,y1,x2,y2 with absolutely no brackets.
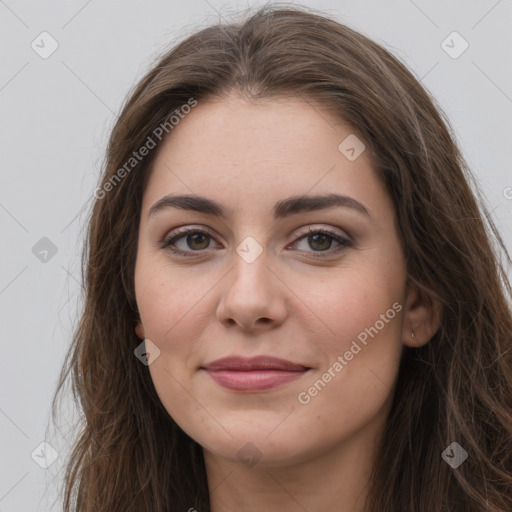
159,225,354,259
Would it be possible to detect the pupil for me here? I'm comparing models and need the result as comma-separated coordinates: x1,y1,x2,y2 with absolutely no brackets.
310,234,331,251
188,233,209,250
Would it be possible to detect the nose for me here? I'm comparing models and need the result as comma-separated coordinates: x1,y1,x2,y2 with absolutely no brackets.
216,248,288,333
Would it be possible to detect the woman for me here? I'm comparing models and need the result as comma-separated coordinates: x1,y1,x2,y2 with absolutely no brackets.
52,4,512,511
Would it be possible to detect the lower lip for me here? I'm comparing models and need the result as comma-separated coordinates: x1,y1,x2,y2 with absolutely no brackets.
204,369,308,391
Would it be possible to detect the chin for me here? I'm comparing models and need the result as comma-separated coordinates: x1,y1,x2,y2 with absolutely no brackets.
193,413,332,469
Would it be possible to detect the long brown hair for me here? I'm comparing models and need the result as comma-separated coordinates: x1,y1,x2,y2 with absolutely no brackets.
52,4,512,511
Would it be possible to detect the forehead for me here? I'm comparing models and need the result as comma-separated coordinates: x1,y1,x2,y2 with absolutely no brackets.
142,94,387,220
153,94,352,169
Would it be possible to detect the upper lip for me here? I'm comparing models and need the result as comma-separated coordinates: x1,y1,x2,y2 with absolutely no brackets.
201,356,310,371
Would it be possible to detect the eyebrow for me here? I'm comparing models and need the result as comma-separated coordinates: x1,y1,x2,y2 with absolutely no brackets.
148,193,372,220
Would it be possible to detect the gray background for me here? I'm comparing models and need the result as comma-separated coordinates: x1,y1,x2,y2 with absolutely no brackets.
1,0,511,510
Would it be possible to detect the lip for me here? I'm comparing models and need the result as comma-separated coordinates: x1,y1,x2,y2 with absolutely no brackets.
201,356,311,392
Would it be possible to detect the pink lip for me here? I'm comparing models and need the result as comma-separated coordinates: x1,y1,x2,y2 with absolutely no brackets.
201,356,310,391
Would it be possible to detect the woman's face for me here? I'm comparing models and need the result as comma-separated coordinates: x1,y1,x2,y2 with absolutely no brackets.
134,93,411,467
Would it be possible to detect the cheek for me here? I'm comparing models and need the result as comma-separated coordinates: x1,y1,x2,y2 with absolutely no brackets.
293,258,405,403
134,261,220,398
135,261,208,342
135,264,212,428
293,258,404,350
290,282,403,456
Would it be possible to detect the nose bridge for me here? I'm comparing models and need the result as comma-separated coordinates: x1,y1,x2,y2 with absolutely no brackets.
229,236,273,298
216,234,287,330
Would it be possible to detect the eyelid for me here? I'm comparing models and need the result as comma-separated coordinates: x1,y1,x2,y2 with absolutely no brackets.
293,224,353,243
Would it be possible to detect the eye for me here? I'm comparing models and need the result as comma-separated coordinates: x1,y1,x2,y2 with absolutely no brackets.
159,225,354,258
159,226,220,257
289,226,353,258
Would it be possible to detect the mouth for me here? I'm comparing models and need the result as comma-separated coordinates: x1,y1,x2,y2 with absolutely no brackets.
200,356,311,392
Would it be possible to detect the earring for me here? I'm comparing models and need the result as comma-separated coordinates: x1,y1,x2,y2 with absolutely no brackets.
135,322,145,340
411,330,415,339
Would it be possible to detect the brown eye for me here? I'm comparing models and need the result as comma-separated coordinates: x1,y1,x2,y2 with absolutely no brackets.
185,232,210,250
291,227,354,258
308,233,334,251
160,227,219,256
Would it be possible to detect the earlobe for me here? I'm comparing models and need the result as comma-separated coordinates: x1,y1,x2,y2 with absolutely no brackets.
135,320,145,340
402,284,442,348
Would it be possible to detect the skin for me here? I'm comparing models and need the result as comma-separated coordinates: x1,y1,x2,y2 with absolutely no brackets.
134,93,440,512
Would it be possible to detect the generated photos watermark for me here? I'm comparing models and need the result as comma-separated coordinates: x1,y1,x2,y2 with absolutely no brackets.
298,301,403,405
94,97,198,199
442,442,468,469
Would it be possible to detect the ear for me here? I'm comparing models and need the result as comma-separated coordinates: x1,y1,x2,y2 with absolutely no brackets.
135,320,145,340
402,283,441,348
